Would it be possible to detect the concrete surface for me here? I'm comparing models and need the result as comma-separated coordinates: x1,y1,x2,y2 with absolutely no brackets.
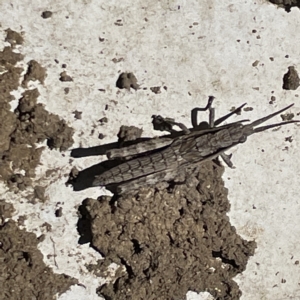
1,0,300,299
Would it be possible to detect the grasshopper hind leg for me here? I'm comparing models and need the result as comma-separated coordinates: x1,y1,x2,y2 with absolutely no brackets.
211,153,235,169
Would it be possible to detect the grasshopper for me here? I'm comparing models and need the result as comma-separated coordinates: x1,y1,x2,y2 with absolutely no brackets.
92,97,298,194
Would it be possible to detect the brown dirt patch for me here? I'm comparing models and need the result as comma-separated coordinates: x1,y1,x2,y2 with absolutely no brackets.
0,29,77,299
0,29,74,192
0,219,78,300
78,160,256,300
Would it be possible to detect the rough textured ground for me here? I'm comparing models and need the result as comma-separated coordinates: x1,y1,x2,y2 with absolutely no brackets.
78,160,256,300
1,2,300,298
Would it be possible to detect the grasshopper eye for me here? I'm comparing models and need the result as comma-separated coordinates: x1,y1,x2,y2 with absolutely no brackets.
239,135,247,143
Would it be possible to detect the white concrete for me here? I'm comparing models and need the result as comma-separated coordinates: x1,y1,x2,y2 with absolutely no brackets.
1,0,300,299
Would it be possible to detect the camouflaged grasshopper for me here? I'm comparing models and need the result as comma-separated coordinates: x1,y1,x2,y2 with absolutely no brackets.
92,97,298,194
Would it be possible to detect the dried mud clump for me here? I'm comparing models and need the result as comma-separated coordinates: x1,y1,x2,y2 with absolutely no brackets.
0,220,78,299
59,71,73,82
0,200,15,223
22,60,47,87
282,66,300,90
13,88,74,151
4,29,24,46
79,161,256,300
150,86,161,94
116,72,139,90
117,125,143,145
41,11,53,19
0,29,74,187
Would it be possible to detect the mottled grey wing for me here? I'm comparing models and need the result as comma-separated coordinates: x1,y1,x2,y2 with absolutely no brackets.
111,168,180,194
179,129,233,162
93,145,181,186
106,137,173,159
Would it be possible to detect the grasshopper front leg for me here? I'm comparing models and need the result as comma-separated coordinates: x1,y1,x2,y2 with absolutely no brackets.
191,96,247,129
191,95,216,128
152,96,216,133
150,96,218,135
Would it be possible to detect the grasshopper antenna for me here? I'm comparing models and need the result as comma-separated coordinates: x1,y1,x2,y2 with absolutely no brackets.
246,104,299,134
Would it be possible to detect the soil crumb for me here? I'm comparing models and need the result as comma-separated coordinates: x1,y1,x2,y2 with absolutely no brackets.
5,29,24,46
0,29,74,191
42,11,53,19
22,60,47,87
116,72,139,90
73,110,82,119
150,86,161,94
0,219,78,300
79,161,256,300
59,71,73,82
282,66,300,90
0,200,15,222
117,125,143,145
